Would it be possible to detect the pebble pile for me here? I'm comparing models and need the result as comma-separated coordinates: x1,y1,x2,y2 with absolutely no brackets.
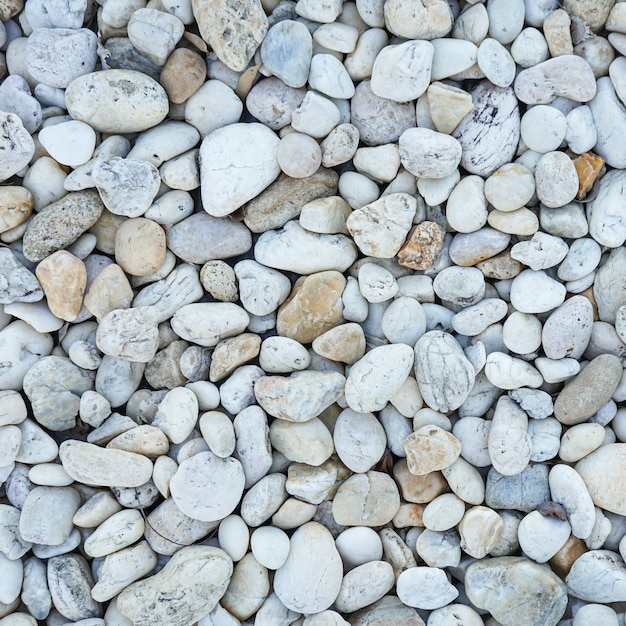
3,0,626,624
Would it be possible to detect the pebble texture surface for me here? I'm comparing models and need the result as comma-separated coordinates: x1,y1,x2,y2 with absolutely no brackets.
2,0,626,624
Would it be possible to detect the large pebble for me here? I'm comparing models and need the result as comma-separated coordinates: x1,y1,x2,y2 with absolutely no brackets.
396,567,459,610
554,354,623,425
541,296,593,360
510,269,566,314
453,81,520,177
514,55,597,104
465,557,567,626
170,451,245,522
384,0,453,40
59,440,153,487
333,409,386,473
566,550,626,603
200,123,280,217
171,302,249,347
588,169,626,247
399,128,461,179
518,510,571,563
273,522,343,614
549,464,596,539
414,331,475,413
118,546,233,625
65,70,169,133
577,444,626,515
345,344,413,413
589,77,626,168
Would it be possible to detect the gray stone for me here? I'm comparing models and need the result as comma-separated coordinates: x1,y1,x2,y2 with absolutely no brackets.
485,464,551,512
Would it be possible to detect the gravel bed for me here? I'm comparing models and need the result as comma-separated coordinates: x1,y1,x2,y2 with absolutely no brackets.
2,0,626,625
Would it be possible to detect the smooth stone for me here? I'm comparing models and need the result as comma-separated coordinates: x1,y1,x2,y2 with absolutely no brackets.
83,263,134,320
384,0,453,40
171,302,249,348
65,70,168,133
351,596,424,625
485,464,551,512
270,417,333,467
488,395,532,475
245,77,305,131
351,79,416,146
0,503,31,559
170,451,244,522
589,77,626,168
549,464,596,539
594,247,626,324
25,27,97,88
427,82,474,135
308,53,354,99
488,207,539,236
233,260,290,316
399,127,461,179
159,48,206,104
445,175,487,234
451,299,508,336
345,344,413,413
127,8,184,66
510,269,566,314
0,74,41,134
14,419,58,464
573,604,619,626
299,196,351,235
259,336,311,373
59,440,153,487
588,169,626,248
334,561,395,613
511,232,568,271
199,412,236,458
274,522,342,614
521,105,567,154
535,151,579,208
541,296,593,360
233,407,272,488
260,20,311,88
565,105,597,154
250,526,290,570
566,550,626,603
321,123,360,166
0,186,33,234
477,38,516,87
83,509,144,557
291,91,341,139
358,262,398,303
459,506,503,559
396,567,458,610
370,40,433,102
453,81,520,177
414,331,475,413
485,352,543,390
220,552,270,620
347,193,416,259
114,217,166,277
219,365,264,415
518,510,571,563
333,408,386,473
312,322,366,364
558,238,601,282
276,270,346,343
554,354,623,425
332,471,400,526
218,514,249,562
422,493,466,532
313,22,359,52
255,370,345,422
192,0,267,71
528,418,562,462
515,55,597,104
559,423,605,462
295,0,342,22
199,260,238,303
47,554,101,621
404,425,461,476
22,190,104,263
453,416,492,467
133,263,204,323
577,444,626,515
118,546,232,625
431,38,477,80
21,556,50,620
465,557,567,626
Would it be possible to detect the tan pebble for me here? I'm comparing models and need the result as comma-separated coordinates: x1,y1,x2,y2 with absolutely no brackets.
89,208,127,255
398,221,445,270
209,333,262,382
0,0,23,20
543,9,573,57
404,425,462,476
392,459,448,504
115,217,166,276
576,443,626,515
0,186,33,233
392,503,426,528
427,82,474,135
84,263,134,320
311,322,366,364
548,534,588,579
107,425,170,458
160,48,207,104
272,497,317,530
487,207,539,236
571,151,605,199
476,249,523,279
459,506,503,559
200,260,239,302
277,270,346,344
35,250,86,322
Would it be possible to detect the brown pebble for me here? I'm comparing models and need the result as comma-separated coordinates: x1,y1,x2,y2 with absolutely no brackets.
160,48,207,104
398,221,444,270
114,217,166,277
537,501,568,521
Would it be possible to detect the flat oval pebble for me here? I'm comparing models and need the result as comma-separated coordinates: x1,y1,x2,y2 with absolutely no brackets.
59,440,153,487
577,444,626,515
170,451,245,522
396,567,459,610
273,522,343,614
65,70,169,133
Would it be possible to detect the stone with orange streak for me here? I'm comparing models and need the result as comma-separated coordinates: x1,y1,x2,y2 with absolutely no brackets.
392,459,448,504
571,151,605,199
398,221,445,270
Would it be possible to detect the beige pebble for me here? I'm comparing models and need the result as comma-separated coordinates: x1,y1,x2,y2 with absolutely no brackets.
559,423,605,463
276,271,346,343
107,425,170,458
393,459,448,504
35,251,86,322
398,221,445,271
404,425,462,476
459,506,504,558
160,48,207,104
487,207,539,236
209,333,261,382
115,217,166,276
311,322,366,364
0,186,33,234
84,264,134,320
